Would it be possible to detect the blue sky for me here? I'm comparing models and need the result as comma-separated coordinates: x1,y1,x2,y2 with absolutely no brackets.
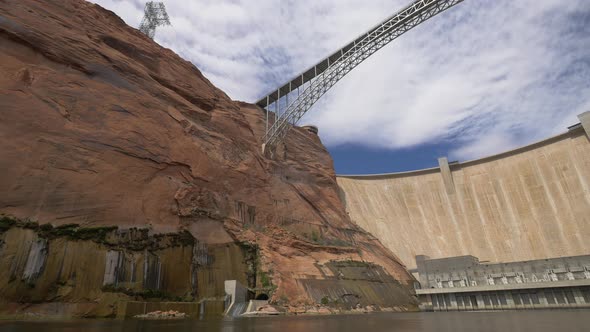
92,0,590,174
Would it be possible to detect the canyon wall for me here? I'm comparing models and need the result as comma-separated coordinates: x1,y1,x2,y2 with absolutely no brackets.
0,222,251,317
338,125,590,270
0,0,416,316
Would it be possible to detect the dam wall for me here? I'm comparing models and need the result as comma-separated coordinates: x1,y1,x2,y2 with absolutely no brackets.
337,117,590,270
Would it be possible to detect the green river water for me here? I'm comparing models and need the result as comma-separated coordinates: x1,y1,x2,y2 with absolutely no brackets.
1,310,589,332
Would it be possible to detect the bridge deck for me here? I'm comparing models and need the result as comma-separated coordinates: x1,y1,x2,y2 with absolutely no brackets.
255,0,438,108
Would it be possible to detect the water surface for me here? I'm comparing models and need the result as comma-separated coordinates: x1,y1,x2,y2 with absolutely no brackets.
2,310,589,332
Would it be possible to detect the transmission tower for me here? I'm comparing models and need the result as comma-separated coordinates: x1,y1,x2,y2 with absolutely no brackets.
139,2,171,39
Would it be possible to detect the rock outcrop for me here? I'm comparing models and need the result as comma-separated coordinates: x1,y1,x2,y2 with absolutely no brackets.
0,0,416,317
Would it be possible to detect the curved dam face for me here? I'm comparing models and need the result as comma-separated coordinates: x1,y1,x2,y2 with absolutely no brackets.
337,119,590,270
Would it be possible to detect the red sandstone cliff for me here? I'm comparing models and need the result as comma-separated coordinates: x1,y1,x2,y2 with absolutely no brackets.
0,0,415,315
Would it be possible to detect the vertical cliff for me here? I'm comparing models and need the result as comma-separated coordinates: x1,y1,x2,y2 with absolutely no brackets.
0,0,416,316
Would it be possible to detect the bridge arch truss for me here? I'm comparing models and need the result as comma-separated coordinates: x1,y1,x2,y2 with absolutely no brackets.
256,0,466,152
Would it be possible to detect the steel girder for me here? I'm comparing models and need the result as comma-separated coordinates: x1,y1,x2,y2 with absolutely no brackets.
259,0,465,150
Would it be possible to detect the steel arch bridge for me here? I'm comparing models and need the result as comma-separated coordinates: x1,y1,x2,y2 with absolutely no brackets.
256,0,466,153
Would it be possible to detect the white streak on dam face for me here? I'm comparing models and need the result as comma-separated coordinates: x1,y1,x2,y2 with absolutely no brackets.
337,127,590,269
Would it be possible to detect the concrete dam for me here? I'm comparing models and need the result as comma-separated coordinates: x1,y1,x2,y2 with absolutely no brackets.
337,113,590,271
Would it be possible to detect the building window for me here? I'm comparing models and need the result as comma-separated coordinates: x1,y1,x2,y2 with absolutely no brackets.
483,294,491,306
555,291,566,304
438,294,445,308
521,293,531,305
432,295,439,308
444,294,452,307
564,290,576,304
531,292,540,305
499,293,507,306
456,295,464,308
546,291,556,305
490,293,499,306
470,295,478,308
513,292,522,306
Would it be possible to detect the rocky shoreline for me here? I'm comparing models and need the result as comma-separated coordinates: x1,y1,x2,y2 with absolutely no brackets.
134,310,187,320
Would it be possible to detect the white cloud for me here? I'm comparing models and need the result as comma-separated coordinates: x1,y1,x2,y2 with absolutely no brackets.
89,0,590,161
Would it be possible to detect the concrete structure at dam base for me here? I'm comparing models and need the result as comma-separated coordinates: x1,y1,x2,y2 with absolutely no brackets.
414,254,590,311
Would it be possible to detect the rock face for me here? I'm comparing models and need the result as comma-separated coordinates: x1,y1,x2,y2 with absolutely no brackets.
0,0,415,316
